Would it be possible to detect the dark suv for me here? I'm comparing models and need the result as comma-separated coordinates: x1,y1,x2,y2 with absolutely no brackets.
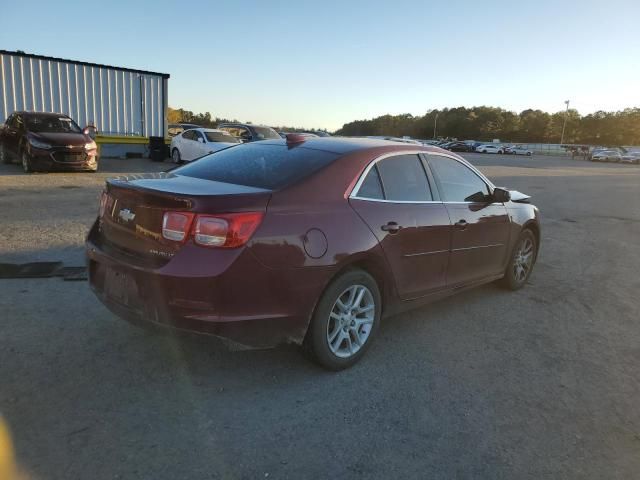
0,111,98,172
217,123,280,143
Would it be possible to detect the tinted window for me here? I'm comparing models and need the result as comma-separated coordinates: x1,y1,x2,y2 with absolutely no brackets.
175,144,339,190
204,131,240,143
219,126,251,140
182,130,195,140
376,154,432,201
193,130,204,141
428,156,490,202
357,165,384,200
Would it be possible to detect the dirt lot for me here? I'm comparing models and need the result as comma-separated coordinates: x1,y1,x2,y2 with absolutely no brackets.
1,153,639,479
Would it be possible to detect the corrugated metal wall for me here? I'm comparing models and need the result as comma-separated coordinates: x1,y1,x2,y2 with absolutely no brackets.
0,52,167,137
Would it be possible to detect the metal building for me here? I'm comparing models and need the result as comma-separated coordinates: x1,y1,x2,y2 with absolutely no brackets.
0,50,169,137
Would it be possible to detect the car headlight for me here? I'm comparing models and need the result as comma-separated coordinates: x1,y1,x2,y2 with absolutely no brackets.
85,141,97,151
29,138,51,149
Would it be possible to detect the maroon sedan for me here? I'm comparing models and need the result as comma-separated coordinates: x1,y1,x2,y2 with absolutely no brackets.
86,135,540,370
0,111,98,172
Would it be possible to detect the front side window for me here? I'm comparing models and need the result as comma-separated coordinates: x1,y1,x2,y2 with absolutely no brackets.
192,130,204,142
354,154,432,202
428,156,490,202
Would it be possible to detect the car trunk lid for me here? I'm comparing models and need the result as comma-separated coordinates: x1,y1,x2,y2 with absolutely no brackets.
98,172,271,265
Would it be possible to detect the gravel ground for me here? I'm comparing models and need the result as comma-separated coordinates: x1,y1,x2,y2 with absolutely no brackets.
0,153,639,479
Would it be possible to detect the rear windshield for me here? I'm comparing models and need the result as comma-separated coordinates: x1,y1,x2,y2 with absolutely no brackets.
204,131,240,143
174,143,340,189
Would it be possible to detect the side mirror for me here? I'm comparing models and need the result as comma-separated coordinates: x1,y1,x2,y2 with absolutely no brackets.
83,125,98,139
198,137,205,143
492,187,511,203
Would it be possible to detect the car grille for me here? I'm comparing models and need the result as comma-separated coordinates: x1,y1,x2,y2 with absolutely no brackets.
53,151,86,163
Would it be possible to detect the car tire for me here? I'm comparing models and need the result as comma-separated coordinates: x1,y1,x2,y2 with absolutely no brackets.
171,148,181,164
0,144,10,164
304,269,381,371
499,229,537,291
21,150,33,173
527,152,532,156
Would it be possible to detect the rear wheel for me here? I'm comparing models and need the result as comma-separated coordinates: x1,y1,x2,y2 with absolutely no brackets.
21,150,33,173
305,269,381,370
500,229,537,290
171,148,181,164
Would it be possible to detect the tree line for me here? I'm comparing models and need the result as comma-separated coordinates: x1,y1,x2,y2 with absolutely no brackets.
336,107,640,146
168,106,640,146
167,107,325,135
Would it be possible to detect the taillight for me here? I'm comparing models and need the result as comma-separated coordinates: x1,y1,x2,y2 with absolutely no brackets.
161,211,263,248
162,212,195,242
99,191,107,217
194,212,264,248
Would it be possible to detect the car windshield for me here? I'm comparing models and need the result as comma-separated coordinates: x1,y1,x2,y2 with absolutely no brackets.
204,131,240,143
174,143,339,189
252,126,281,140
25,115,81,133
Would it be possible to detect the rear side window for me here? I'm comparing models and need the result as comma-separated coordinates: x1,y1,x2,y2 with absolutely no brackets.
175,144,340,190
357,166,384,200
377,154,432,201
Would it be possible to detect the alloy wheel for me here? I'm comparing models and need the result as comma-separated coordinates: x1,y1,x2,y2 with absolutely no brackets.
326,284,375,358
513,237,534,283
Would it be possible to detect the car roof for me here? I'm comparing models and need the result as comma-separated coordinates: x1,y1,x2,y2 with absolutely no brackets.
218,123,275,130
258,136,451,155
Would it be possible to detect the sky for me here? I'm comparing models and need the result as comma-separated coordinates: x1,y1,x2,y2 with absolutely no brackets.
1,0,639,131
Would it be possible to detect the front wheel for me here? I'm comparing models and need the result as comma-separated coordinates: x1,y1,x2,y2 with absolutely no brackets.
500,229,537,290
21,150,33,173
0,144,10,164
304,269,381,370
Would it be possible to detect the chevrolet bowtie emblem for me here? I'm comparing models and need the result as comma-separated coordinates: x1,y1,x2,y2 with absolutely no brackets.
118,209,136,222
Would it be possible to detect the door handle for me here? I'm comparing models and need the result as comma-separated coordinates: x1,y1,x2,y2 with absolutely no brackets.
381,222,402,233
454,219,468,229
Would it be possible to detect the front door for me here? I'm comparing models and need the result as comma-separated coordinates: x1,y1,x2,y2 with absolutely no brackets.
426,154,511,286
349,153,451,300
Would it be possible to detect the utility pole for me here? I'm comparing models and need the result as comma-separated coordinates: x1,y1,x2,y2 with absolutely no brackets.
560,100,570,145
433,112,439,139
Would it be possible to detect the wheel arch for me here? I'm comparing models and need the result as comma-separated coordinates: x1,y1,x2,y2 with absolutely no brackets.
522,220,540,260
302,253,395,343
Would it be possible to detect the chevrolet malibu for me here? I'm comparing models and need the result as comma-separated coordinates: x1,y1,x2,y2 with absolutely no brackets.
86,135,540,370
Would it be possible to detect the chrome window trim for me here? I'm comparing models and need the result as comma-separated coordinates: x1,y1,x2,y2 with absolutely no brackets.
349,150,434,204
349,149,497,204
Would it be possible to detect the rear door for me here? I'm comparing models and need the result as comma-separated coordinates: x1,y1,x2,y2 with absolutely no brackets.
426,154,510,286
180,130,197,160
349,153,451,300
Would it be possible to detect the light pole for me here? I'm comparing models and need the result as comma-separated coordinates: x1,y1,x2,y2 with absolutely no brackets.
433,112,439,139
560,100,570,145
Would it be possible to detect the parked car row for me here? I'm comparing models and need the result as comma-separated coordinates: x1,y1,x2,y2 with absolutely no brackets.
590,147,640,164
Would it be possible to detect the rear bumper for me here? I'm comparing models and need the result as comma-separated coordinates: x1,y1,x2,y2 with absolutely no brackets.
86,221,332,347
